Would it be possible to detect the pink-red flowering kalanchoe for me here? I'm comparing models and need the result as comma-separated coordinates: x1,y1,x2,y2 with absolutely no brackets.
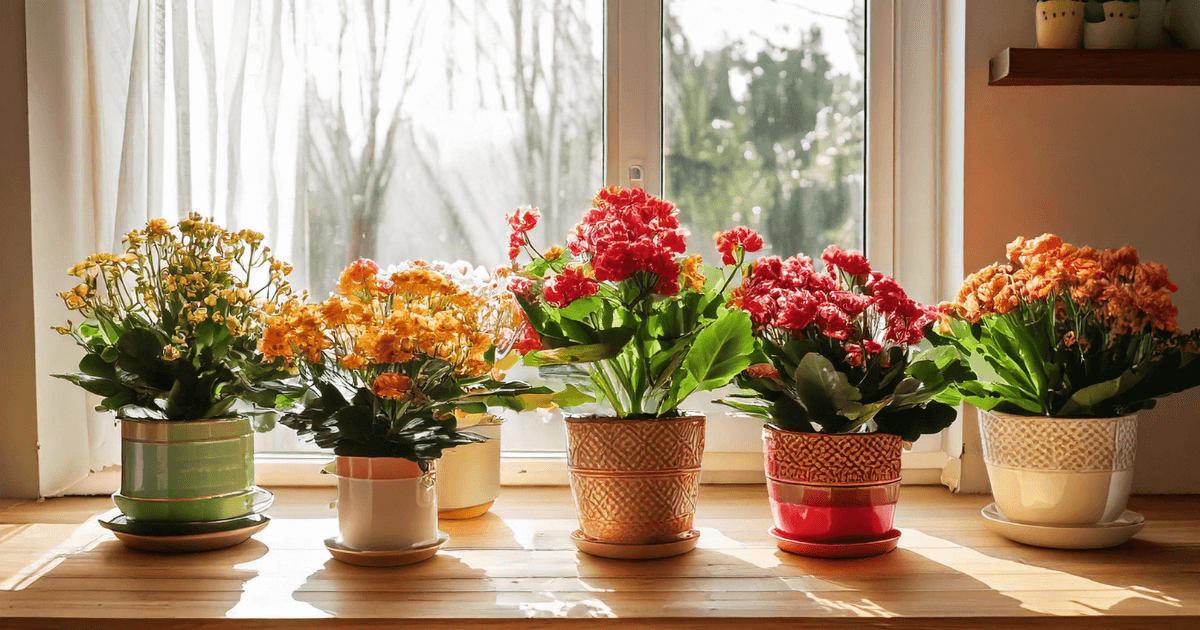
731,245,938,359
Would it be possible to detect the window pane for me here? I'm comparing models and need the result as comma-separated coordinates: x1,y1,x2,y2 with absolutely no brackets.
664,0,866,264
258,0,604,454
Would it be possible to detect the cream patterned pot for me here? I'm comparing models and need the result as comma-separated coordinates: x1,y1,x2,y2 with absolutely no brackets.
978,410,1137,526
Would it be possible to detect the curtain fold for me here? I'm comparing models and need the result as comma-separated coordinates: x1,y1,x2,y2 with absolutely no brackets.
77,0,308,472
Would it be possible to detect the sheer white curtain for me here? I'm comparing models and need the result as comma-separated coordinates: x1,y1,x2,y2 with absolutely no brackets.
73,0,310,472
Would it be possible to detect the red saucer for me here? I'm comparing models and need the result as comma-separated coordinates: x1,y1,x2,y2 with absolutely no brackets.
769,527,901,559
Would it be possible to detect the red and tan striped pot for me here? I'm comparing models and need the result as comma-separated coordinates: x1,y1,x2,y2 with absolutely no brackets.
763,426,902,551
565,414,705,547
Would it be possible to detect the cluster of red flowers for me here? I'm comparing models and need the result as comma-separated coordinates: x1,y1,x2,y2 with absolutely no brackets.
730,244,937,365
542,266,599,308
507,208,540,261
715,226,764,266
565,187,688,295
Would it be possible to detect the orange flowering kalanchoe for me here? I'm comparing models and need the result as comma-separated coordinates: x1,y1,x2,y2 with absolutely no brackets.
943,233,1179,336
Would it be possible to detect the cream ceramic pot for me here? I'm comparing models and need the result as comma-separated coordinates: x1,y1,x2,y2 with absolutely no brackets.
331,457,439,551
1037,1,1086,48
1085,1,1140,49
437,423,502,518
978,410,1137,526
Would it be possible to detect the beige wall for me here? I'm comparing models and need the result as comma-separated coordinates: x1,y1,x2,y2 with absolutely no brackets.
0,1,40,499
965,1,1200,493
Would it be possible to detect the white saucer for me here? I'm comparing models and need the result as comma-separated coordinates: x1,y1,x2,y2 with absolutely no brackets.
981,503,1144,549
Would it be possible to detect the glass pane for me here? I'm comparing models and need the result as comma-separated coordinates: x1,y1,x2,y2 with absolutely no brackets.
664,0,866,264
257,0,604,454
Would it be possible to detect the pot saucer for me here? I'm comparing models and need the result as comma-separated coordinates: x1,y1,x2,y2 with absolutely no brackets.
570,529,700,560
324,531,450,567
981,503,1144,550
98,509,268,538
769,527,901,559
99,513,269,553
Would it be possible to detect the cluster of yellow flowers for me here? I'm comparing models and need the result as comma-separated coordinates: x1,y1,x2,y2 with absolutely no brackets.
258,259,521,400
56,213,297,362
944,234,1180,336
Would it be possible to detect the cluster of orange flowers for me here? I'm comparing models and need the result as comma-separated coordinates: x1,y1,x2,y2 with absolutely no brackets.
944,234,1179,336
258,259,521,400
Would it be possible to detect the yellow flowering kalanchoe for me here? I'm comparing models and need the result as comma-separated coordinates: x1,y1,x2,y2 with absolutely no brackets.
54,214,301,421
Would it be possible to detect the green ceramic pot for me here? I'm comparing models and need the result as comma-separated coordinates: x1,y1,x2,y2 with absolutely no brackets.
118,419,256,522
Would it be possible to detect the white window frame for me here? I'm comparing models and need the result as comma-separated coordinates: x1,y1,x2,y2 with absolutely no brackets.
13,0,964,496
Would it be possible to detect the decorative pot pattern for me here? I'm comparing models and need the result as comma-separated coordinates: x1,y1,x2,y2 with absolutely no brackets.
978,410,1138,526
331,457,440,551
1085,1,1140,49
763,426,902,552
1037,0,1086,48
565,414,704,545
763,428,902,485
437,423,502,519
117,418,256,522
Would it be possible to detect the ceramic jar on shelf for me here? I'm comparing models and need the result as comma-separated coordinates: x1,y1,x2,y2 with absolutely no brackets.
437,418,503,520
1085,0,1140,49
1037,0,1087,48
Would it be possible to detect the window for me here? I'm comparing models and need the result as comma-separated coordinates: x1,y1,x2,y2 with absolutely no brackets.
23,0,957,493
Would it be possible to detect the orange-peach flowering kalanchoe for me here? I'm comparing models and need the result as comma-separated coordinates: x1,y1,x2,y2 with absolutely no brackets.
261,259,571,463
932,233,1200,417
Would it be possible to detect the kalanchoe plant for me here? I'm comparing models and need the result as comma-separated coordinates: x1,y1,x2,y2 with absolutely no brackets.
53,214,299,423
932,234,1200,417
507,186,758,418
261,259,582,466
717,246,964,442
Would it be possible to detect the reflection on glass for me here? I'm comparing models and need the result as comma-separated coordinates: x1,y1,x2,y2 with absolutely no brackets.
664,0,866,265
261,0,604,453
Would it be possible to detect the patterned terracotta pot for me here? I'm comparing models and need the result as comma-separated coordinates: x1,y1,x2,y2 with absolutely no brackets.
565,414,705,545
763,426,902,546
978,410,1137,526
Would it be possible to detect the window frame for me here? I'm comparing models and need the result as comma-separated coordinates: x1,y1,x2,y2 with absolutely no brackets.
13,0,962,496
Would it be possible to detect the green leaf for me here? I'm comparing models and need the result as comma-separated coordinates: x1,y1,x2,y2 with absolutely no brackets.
556,296,602,322
524,343,626,366
791,352,863,427
1058,375,1123,416
679,309,755,394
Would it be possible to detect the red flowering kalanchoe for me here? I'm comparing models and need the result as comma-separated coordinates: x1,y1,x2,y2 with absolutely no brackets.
731,245,938,358
720,244,960,440
504,187,759,419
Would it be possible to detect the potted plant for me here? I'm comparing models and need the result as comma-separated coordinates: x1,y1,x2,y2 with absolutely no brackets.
263,259,570,566
1085,0,1140,48
1037,0,1087,49
933,234,1200,548
54,215,298,551
507,187,757,559
717,246,961,558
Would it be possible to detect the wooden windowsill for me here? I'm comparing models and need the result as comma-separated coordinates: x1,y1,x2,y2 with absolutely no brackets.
1,486,1198,629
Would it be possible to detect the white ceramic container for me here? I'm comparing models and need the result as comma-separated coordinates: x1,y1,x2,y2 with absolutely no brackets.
1085,1,1140,49
978,410,1137,526
331,458,440,551
1037,0,1086,48
437,422,502,518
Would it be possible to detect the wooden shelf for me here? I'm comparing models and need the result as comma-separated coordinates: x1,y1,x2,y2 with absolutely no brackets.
989,47,1200,86
3,486,1200,628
